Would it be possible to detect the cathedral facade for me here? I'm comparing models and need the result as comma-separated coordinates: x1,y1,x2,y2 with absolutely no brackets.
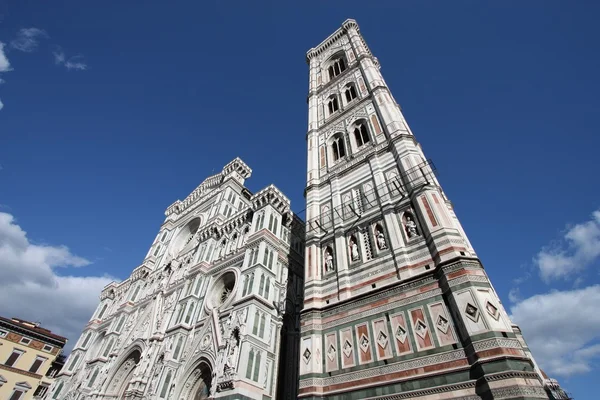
50,158,305,400
51,19,552,400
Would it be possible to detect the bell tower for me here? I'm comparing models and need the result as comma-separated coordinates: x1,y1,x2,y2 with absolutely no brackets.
300,20,548,400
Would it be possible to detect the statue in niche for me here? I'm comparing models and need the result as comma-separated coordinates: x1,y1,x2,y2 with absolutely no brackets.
375,226,387,250
405,215,419,238
349,236,359,261
324,247,335,272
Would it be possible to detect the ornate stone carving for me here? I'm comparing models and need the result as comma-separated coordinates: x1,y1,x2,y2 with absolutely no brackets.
375,224,387,250
405,215,419,238
324,246,335,272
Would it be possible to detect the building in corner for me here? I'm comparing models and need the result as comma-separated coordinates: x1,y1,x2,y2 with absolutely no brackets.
0,316,67,400
299,19,552,399
49,158,305,400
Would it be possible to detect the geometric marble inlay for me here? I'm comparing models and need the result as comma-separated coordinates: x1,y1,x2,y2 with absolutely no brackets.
465,303,480,322
377,331,388,349
395,325,407,343
303,348,312,364
436,315,449,334
359,334,370,353
327,344,336,361
414,320,428,339
343,340,353,358
486,301,500,320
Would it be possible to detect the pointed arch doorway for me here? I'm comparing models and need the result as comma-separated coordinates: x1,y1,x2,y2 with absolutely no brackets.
178,358,213,400
104,349,141,399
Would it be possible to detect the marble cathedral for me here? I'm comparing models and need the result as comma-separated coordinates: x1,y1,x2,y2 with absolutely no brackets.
50,159,305,400
52,19,553,400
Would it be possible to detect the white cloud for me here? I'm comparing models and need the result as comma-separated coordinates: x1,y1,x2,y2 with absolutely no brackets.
508,287,521,303
53,47,87,71
510,285,600,377
0,41,11,111
534,209,600,282
10,27,48,52
0,42,12,73
0,212,114,352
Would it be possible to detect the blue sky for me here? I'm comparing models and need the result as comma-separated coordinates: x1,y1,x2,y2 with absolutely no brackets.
1,1,599,398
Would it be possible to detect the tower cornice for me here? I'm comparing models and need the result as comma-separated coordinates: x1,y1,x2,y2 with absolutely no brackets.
306,19,360,63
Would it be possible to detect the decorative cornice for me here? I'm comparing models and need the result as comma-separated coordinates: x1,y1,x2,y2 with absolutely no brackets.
165,157,253,218
299,349,466,388
306,19,359,62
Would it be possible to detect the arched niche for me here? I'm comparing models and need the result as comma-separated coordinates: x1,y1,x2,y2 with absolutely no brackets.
402,212,421,240
348,233,360,263
373,222,388,251
323,245,335,273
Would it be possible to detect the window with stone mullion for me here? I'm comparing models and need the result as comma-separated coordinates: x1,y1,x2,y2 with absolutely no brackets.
252,351,262,381
258,274,265,297
245,349,255,379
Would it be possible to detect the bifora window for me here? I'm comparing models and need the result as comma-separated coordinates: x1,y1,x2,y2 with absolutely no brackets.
354,123,370,147
327,96,339,115
345,85,358,102
328,57,347,80
331,135,346,161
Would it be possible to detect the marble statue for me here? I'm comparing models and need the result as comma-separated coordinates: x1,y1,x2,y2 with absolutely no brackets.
405,216,418,238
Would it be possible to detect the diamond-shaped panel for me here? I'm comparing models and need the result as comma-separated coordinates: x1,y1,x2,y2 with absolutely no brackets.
359,334,370,353
486,301,500,320
395,326,407,344
465,303,479,322
436,315,449,334
377,331,388,349
302,348,312,364
327,344,336,361
414,320,428,339
343,340,353,357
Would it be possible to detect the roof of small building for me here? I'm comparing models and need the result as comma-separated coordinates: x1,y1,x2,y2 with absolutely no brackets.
0,316,68,344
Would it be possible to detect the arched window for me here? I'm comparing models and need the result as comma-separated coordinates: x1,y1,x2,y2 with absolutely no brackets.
88,367,99,388
245,349,255,379
328,57,347,80
172,336,184,360
160,370,172,398
52,382,64,399
331,135,346,162
130,285,141,302
354,123,370,147
81,332,92,348
253,351,262,381
264,277,271,300
67,354,80,371
345,85,358,103
252,311,260,335
327,96,339,116
193,276,203,296
258,314,266,338
184,302,195,324
102,338,114,358
97,304,108,319
258,274,265,297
